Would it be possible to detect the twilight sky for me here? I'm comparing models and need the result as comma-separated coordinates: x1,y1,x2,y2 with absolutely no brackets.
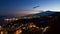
0,0,60,16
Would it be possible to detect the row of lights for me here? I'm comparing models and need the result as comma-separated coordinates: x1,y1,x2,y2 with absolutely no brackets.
4,18,20,22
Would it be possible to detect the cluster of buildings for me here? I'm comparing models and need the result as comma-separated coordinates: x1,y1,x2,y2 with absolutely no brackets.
0,15,58,34
0,21,50,34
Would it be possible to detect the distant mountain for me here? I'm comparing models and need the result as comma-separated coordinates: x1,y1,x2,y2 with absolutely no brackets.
26,11,55,17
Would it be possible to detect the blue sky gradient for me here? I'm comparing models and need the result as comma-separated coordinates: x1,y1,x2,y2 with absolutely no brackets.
0,0,60,16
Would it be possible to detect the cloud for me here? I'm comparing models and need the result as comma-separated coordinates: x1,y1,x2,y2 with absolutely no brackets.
33,6,40,9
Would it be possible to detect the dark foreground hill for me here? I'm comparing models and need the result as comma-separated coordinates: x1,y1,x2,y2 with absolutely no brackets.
2,11,60,34
12,11,60,34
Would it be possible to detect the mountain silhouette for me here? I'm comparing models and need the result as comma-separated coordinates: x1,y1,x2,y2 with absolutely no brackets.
26,11,55,17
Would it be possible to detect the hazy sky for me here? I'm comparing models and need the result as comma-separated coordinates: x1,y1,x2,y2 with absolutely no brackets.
0,0,60,16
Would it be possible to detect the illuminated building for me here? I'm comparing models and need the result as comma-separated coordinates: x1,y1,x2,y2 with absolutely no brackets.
14,28,22,34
